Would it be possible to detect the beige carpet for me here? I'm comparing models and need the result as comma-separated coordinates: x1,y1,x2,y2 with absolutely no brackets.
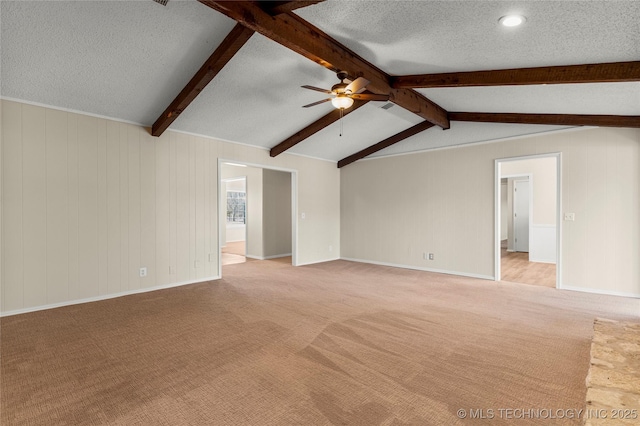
2,260,639,425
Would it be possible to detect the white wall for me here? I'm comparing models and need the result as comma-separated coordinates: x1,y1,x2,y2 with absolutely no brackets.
500,180,508,241
245,166,264,259
225,224,245,243
1,99,340,314
341,127,640,297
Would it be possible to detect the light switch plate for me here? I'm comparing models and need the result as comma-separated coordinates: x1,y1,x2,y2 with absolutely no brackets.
564,213,575,221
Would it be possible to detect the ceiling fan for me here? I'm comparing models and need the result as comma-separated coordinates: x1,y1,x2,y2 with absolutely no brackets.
301,71,389,109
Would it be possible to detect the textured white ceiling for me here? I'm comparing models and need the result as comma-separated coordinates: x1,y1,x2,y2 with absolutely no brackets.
421,82,640,115
1,0,237,124
170,33,343,149
2,0,639,163
297,0,640,74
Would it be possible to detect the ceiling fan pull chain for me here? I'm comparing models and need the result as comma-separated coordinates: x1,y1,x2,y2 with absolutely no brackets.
339,108,344,137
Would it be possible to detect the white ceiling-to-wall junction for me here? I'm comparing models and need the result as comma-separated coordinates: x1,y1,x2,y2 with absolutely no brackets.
2,0,639,162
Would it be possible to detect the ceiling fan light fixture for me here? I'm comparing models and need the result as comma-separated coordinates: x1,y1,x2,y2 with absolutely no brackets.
331,95,354,109
499,15,526,27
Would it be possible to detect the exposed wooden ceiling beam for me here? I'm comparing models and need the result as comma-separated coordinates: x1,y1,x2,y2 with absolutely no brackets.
449,112,640,128
338,121,435,168
391,61,640,88
270,101,368,157
259,1,325,16
151,24,254,137
199,0,450,130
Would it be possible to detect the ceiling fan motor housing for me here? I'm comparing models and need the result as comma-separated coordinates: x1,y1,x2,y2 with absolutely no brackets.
332,70,350,93
331,82,348,93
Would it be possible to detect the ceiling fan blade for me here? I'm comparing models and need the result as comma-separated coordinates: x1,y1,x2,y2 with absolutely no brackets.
301,85,332,94
302,98,332,108
349,93,389,101
345,77,370,94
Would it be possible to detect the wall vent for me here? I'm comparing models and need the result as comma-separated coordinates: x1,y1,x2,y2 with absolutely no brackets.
152,0,169,6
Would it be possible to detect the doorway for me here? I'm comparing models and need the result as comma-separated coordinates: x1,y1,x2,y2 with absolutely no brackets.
495,154,561,288
218,160,297,277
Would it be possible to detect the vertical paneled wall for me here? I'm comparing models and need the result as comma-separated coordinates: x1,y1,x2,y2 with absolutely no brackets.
1,100,218,312
2,99,342,314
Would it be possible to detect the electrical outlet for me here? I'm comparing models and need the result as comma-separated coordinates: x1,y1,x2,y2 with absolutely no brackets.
208,253,215,262
139,267,147,277
428,253,434,260
301,212,306,219
329,245,333,252
169,266,176,274
564,213,575,221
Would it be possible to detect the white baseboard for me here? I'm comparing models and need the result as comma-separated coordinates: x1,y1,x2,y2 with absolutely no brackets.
559,285,640,299
529,258,556,264
296,257,341,266
340,257,495,281
245,253,292,260
265,253,292,260
0,276,221,317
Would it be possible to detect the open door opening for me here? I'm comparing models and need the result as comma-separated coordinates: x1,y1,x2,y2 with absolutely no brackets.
219,161,296,273
496,154,561,288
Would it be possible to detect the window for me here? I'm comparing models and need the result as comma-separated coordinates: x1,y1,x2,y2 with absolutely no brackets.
226,191,246,224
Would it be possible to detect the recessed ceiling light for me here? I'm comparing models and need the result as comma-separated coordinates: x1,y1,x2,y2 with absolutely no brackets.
499,15,526,27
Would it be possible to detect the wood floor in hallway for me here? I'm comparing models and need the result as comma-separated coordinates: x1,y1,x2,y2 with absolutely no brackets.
501,247,556,288
222,241,246,265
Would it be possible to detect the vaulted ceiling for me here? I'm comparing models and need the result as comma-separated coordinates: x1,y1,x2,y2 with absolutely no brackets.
2,0,639,166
